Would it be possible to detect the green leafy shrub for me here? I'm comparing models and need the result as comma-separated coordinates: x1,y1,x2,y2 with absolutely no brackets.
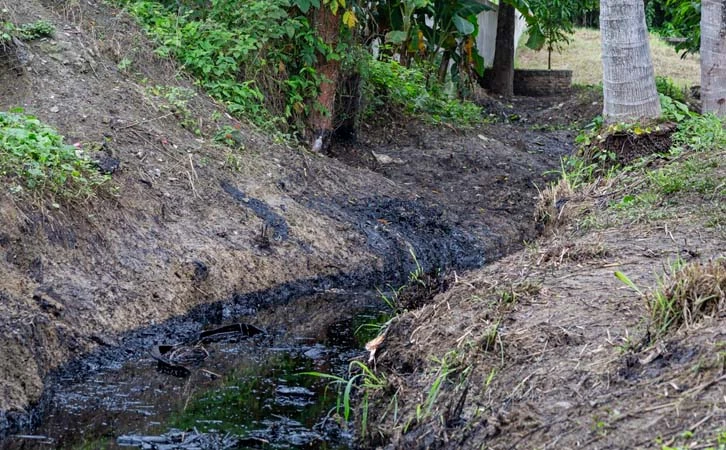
362,57,483,127
659,93,692,122
671,114,726,152
0,109,108,197
17,20,55,40
0,18,54,45
118,0,332,132
0,21,14,43
657,0,700,57
119,0,490,135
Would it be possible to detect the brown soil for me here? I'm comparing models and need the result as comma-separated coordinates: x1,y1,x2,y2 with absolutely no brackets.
0,0,586,439
363,184,725,449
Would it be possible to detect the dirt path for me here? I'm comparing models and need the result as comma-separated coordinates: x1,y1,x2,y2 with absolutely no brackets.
0,0,578,439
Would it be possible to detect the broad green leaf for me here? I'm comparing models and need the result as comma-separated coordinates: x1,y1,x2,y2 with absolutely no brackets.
385,30,409,44
452,14,475,35
525,26,545,50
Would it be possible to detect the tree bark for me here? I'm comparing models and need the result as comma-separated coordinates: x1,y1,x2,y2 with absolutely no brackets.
437,49,452,84
700,0,726,116
600,0,661,122
308,5,341,150
489,2,515,97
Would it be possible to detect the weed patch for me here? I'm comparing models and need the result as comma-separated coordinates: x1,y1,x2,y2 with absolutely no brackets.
648,259,726,336
0,17,55,44
0,109,109,199
16,20,55,40
655,76,687,103
304,360,386,439
538,108,724,232
671,114,726,153
146,85,201,135
362,57,484,128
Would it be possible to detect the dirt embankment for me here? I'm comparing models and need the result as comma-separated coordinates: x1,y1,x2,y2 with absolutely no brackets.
0,0,575,437
363,173,725,448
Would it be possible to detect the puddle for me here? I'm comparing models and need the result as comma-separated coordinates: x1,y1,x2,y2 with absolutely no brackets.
2,295,389,450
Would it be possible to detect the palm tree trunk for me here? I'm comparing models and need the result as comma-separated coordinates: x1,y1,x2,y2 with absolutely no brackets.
600,0,661,122
700,0,726,116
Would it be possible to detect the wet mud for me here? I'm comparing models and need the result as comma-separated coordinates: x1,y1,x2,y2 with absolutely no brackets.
221,181,290,241
2,293,386,450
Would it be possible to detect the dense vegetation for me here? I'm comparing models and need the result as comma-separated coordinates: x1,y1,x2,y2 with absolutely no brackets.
113,0,491,136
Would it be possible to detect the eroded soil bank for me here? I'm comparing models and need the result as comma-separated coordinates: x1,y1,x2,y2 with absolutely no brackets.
362,169,725,448
0,0,578,441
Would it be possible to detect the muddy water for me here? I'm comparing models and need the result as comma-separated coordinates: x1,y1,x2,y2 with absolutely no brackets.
3,295,387,450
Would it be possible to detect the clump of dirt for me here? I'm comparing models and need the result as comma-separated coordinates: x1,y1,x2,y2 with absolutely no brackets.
583,122,677,166
0,0,588,438
396,271,450,310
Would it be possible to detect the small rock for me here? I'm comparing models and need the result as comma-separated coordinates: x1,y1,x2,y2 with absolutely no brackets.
50,106,59,113
371,151,404,164
192,260,209,283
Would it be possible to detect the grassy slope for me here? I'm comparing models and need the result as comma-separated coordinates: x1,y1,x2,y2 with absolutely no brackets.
516,27,701,88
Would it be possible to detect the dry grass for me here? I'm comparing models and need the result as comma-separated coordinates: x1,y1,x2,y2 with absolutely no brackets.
516,27,701,88
649,259,726,335
536,241,609,266
534,177,575,231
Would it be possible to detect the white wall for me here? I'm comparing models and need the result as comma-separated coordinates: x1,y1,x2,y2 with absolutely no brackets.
476,0,528,67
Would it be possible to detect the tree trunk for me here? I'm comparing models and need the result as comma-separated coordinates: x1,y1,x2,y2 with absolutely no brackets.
489,2,515,97
600,0,661,122
548,48,552,70
700,0,726,116
438,50,451,84
308,5,341,151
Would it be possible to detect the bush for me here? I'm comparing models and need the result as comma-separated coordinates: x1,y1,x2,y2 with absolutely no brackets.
118,0,336,133
17,20,55,40
362,57,483,127
0,109,108,198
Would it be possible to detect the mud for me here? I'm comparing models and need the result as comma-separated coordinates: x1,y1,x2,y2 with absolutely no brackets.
2,291,382,449
220,181,290,241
